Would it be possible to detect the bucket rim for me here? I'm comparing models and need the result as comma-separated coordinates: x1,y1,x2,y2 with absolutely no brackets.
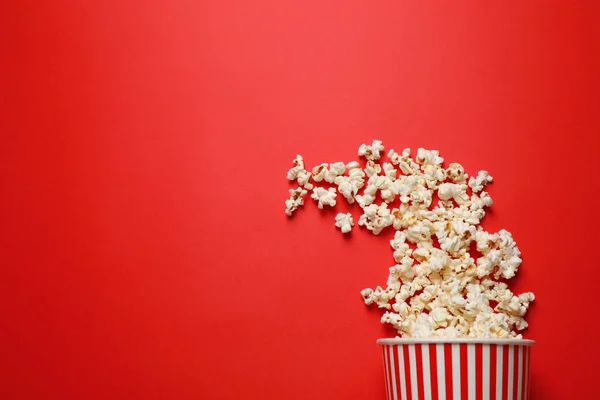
377,338,535,346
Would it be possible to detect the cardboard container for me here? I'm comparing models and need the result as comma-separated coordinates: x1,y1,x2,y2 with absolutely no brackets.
377,338,534,400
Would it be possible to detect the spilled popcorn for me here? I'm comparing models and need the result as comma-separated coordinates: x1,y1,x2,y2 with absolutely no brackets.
285,140,534,339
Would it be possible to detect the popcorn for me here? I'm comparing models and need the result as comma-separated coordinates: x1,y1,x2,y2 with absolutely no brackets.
391,208,417,230
361,288,375,305
475,229,522,279
312,163,328,182
410,184,433,208
391,231,412,262
297,173,313,190
285,141,534,339
416,148,444,166
422,164,447,189
358,140,385,161
286,154,305,180
430,307,452,329
347,162,366,186
411,313,434,338
310,187,337,209
383,163,397,179
355,180,378,208
417,148,446,189
470,191,494,211
398,148,421,175
469,170,493,193
287,155,313,190
358,203,393,235
371,286,393,309
438,183,469,205
325,162,346,183
335,177,359,204
285,187,307,216
334,161,366,204
335,213,354,233
447,162,468,183
365,161,382,177
395,261,416,282
387,149,402,165
405,220,433,243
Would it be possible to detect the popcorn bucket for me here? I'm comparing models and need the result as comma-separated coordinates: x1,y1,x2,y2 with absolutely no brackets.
377,339,534,400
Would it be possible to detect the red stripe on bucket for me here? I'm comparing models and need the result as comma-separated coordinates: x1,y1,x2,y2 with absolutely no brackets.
460,344,468,400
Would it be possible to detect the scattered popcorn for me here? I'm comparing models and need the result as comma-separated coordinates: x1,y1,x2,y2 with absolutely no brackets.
286,154,305,180
287,155,314,190
398,148,421,175
311,187,337,209
382,163,397,179
333,161,366,205
355,184,377,208
325,162,346,183
469,170,493,193
335,213,354,234
285,187,307,216
373,175,395,203
358,140,385,161
447,162,468,183
387,149,402,165
284,141,534,338
416,148,444,166
361,288,375,305
298,173,313,190
438,183,469,205
365,161,382,177
390,231,412,262
312,163,328,182
358,203,393,235
422,164,447,189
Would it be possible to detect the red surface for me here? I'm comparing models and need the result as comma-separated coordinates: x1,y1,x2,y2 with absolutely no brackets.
1,1,600,399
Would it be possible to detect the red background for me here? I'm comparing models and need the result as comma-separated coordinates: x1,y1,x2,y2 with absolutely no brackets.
2,1,600,399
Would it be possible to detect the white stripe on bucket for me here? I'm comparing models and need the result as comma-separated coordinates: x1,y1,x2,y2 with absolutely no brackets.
408,345,419,400
468,344,476,400
422,344,432,400
436,344,446,400
482,344,490,400
397,346,408,400
507,345,515,400
496,345,503,400
452,344,461,400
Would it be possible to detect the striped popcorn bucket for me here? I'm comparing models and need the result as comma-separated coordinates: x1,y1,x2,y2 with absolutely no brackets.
377,338,534,400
